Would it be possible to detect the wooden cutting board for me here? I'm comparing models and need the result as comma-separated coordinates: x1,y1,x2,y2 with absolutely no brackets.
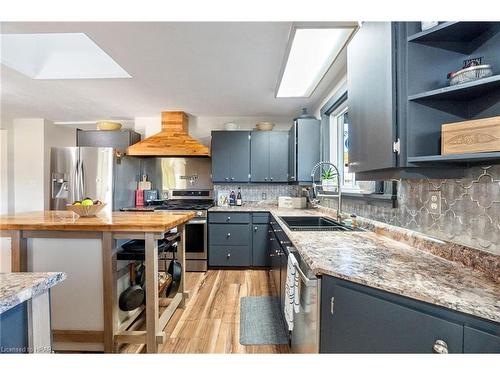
138,175,151,190
441,116,500,155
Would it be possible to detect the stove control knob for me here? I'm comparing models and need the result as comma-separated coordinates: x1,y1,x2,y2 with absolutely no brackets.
196,211,203,217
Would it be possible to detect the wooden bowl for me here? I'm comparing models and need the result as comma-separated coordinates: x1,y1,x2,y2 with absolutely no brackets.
66,203,106,217
256,122,275,131
97,121,122,131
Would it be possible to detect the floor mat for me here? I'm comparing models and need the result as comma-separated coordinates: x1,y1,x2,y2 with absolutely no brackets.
239,296,289,345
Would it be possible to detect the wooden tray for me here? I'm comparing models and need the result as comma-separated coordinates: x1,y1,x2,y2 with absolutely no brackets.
442,116,500,155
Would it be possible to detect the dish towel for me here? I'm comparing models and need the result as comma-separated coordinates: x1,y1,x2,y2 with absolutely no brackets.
284,253,299,331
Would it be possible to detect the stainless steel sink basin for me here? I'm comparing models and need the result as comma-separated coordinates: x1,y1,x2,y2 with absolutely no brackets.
279,216,362,231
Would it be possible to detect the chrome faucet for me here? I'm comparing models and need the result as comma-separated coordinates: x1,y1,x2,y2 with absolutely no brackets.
308,161,342,222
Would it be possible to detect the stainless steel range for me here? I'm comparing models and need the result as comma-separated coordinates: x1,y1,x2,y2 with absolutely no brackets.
155,190,213,272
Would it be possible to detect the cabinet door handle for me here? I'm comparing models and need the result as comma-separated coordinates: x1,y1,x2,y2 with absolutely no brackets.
225,177,229,181
330,297,335,315
227,253,231,258
264,177,268,181
226,216,231,221
231,177,235,180
226,233,231,237
254,226,258,231
270,177,273,181
432,340,449,354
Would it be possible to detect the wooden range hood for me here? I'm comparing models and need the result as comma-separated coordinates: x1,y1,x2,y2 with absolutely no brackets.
127,111,210,157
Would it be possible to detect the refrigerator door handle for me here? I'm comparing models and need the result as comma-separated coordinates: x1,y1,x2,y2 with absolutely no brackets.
80,159,85,200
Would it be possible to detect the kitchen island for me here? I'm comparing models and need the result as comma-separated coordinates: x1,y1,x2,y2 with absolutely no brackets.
0,210,195,353
0,272,65,353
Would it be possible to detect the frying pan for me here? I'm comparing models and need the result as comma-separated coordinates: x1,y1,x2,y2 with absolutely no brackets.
119,263,145,311
166,242,182,296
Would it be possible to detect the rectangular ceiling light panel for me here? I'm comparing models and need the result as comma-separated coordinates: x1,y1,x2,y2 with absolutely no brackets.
277,28,353,98
0,33,131,79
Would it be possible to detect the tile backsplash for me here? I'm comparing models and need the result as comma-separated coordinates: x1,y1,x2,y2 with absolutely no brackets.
214,184,302,204
320,165,500,256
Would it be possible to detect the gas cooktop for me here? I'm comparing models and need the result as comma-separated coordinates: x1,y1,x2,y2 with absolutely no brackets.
153,199,214,211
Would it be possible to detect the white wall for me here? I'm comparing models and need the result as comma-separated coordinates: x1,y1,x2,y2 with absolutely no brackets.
134,115,294,146
11,118,76,212
13,118,46,212
0,123,11,272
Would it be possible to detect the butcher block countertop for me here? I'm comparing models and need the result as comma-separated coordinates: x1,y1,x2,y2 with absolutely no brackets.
0,210,195,232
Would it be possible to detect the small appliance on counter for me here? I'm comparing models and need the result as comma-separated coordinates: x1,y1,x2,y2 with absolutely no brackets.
278,196,307,209
143,189,158,204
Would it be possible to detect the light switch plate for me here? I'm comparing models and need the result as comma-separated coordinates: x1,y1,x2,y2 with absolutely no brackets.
428,190,441,215
262,192,267,200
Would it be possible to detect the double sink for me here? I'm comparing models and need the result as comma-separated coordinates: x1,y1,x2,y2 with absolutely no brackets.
279,216,363,231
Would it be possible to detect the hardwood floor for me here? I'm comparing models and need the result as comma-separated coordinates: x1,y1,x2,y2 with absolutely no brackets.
119,269,290,354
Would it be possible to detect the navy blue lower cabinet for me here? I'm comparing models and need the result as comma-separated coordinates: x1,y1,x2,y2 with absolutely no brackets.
252,224,270,267
320,275,500,353
0,302,29,354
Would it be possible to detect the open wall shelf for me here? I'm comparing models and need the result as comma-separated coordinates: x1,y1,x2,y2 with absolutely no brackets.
408,152,500,165
408,75,500,102
403,22,500,166
407,22,500,53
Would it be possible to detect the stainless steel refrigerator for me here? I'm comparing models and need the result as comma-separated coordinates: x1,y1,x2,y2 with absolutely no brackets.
50,147,140,211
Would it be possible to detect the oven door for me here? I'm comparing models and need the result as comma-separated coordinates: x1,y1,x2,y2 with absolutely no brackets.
184,219,207,260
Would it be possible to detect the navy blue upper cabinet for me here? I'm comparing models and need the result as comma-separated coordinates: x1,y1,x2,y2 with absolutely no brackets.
288,119,321,182
347,22,402,174
250,131,288,182
211,131,250,182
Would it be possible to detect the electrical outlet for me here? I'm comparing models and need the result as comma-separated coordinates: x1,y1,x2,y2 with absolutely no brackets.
428,190,442,215
262,192,267,200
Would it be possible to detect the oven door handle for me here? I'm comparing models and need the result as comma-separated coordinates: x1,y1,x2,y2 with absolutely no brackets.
187,219,207,225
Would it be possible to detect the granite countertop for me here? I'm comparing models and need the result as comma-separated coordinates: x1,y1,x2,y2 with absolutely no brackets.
0,210,195,232
0,272,66,314
209,204,500,323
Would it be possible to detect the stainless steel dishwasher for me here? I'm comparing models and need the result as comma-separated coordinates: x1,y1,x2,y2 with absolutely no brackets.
289,247,320,353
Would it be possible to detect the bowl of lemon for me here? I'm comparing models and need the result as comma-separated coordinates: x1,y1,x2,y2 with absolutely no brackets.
67,198,106,217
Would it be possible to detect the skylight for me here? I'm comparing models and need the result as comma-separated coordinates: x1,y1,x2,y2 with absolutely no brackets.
276,27,354,98
0,33,131,79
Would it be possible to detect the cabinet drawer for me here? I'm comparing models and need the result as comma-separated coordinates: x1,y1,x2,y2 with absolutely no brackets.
209,245,250,267
209,212,250,224
464,326,500,353
320,277,464,353
209,224,249,245
252,213,270,224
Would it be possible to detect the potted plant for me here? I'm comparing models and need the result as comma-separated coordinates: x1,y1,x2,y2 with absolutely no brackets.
321,167,338,192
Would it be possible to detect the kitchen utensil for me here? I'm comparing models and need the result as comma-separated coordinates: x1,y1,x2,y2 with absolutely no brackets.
224,122,239,131
166,242,182,296
66,203,106,217
138,175,152,190
119,263,145,311
448,64,492,86
256,122,275,131
97,121,122,131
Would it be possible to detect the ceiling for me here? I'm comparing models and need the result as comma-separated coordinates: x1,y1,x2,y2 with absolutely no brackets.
0,22,348,122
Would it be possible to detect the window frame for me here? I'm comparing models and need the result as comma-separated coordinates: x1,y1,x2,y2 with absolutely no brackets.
320,87,397,206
